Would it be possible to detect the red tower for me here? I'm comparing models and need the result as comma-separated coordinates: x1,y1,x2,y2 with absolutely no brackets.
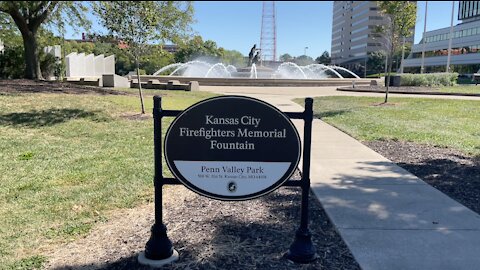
260,1,277,62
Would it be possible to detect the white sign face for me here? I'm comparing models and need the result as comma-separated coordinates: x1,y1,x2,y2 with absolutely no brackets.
164,96,301,201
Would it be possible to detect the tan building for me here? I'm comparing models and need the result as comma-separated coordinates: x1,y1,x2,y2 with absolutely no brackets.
331,1,415,73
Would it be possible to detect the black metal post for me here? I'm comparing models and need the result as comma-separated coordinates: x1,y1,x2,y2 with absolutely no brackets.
144,96,175,260
285,97,318,263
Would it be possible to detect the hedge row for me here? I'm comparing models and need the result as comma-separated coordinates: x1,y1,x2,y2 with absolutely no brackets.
399,73,458,87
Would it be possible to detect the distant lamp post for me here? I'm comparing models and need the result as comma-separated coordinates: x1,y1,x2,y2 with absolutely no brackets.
304,46,309,56
421,1,428,74
446,1,455,72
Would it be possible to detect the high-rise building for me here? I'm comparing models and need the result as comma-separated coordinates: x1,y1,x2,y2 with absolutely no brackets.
331,1,415,73
403,1,480,73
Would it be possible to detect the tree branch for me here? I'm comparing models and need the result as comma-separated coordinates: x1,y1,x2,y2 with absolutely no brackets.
4,3,29,36
30,1,59,31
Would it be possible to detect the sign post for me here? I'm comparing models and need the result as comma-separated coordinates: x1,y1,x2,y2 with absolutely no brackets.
138,95,317,267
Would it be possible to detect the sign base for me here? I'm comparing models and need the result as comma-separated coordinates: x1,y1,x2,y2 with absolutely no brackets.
138,250,179,268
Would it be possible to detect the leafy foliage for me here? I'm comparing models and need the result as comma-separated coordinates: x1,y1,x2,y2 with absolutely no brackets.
399,73,458,87
367,51,386,75
0,1,91,79
294,55,315,66
174,36,224,63
221,49,246,67
93,1,193,59
315,51,331,65
0,46,25,78
376,1,417,102
279,53,294,62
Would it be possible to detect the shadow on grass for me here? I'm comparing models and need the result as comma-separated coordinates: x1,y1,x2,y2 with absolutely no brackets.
314,109,349,119
0,108,107,128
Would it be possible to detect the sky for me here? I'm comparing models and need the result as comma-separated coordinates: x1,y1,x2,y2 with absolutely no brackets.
64,1,461,59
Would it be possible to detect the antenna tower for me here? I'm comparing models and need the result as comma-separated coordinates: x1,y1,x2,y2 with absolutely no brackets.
260,1,277,62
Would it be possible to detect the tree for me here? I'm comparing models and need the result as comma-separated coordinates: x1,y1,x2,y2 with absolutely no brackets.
279,53,294,62
0,1,90,80
294,55,314,66
221,49,245,67
140,45,175,75
315,51,331,65
367,51,386,76
174,36,224,63
376,1,417,102
94,1,193,114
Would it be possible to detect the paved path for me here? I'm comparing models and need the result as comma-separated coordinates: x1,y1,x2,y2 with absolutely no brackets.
200,85,480,101
202,87,480,270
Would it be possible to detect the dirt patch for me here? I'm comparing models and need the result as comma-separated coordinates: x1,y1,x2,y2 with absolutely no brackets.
365,140,480,215
0,79,130,95
118,113,152,121
369,102,399,107
43,185,360,270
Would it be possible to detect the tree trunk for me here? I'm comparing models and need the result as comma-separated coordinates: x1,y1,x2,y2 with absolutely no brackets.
136,57,145,114
22,31,43,80
385,52,394,103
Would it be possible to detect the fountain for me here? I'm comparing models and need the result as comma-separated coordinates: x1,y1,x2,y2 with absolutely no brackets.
138,44,372,87
152,61,361,80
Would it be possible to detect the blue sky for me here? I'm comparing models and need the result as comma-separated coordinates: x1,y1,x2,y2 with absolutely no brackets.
65,1,460,59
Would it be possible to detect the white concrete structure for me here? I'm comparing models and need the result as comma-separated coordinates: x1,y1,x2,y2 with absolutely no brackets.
65,52,115,78
43,45,61,58
84,54,95,77
94,54,105,76
104,55,115,74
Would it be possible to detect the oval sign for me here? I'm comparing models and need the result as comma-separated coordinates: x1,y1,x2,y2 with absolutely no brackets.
164,96,301,201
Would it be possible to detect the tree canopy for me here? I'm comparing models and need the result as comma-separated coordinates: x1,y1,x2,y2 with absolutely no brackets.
279,53,294,62
376,1,417,102
0,1,90,79
94,1,193,114
315,51,331,65
174,36,224,63
93,1,193,59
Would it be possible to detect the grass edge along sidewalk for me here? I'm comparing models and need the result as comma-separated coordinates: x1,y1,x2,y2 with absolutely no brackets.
298,96,480,158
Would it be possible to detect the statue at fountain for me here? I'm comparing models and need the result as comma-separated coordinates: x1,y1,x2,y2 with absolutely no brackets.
252,51,260,65
247,44,257,67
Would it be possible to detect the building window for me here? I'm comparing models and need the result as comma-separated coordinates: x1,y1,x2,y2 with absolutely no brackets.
351,16,369,27
351,43,367,50
412,43,480,58
351,34,368,42
352,8,368,19
351,25,368,34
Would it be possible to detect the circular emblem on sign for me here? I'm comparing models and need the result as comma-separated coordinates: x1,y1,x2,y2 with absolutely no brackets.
228,182,237,193
164,96,301,201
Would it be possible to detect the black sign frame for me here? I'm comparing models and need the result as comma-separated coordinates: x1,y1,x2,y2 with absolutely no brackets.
164,95,302,201
141,95,318,264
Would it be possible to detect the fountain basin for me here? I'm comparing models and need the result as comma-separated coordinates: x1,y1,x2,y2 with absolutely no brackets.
131,75,376,87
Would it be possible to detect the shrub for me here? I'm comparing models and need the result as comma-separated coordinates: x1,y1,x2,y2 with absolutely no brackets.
0,46,25,79
399,73,458,87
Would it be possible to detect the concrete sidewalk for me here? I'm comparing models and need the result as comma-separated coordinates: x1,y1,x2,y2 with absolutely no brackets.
308,120,480,270
235,95,480,270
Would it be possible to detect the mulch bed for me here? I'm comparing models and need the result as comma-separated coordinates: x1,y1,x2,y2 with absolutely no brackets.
0,79,129,95
45,185,360,270
365,140,480,215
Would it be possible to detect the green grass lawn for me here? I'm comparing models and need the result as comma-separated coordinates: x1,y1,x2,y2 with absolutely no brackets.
304,96,480,157
438,85,480,94
0,90,216,269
